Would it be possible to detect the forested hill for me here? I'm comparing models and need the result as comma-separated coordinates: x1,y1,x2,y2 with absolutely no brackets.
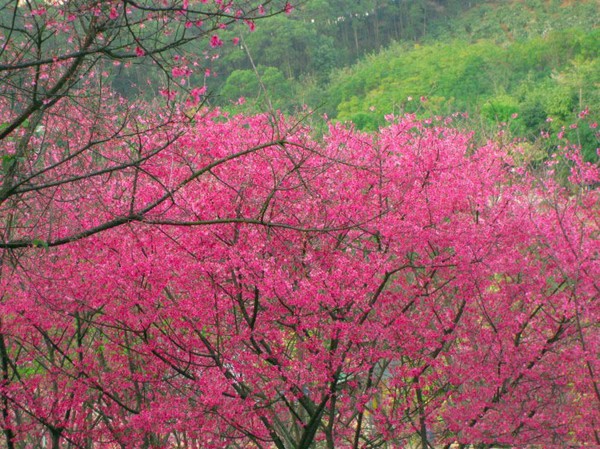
326,28,598,151
212,0,599,83
429,0,599,41
204,0,599,161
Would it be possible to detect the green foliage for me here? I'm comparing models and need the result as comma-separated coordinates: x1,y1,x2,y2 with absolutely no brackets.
219,66,294,112
208,0,492,99
324,24,599,161
344,111,381,132
481,95,520,123
213,15,338,84
430,0,600,42
206,0,599,161
2,154,17,173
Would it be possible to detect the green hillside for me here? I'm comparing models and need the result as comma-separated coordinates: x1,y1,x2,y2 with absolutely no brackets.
211,0,599,160
329,29,597,132
429,0,600,42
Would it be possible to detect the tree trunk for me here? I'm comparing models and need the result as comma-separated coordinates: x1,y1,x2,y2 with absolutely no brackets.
50,429,61,449
0,333,15,449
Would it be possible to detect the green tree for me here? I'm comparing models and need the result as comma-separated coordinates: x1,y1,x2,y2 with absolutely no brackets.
219,66,294,111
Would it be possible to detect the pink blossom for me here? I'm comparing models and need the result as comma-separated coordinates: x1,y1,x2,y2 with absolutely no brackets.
578,107,589,118
159,88,176,100
135,46,145,57
109,7,119,19
210,35,223,47
192,86,207,100
172,66,191,78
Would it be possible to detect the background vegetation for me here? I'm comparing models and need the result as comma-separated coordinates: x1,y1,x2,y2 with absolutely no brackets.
182,0,599,162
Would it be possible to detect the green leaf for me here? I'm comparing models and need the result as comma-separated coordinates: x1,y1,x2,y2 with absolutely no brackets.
32,239,49,249
2,154,16,173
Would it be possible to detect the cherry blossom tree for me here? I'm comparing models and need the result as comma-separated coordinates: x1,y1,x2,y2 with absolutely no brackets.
0,0,291,249
1,107,598,448
0,1,598,449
